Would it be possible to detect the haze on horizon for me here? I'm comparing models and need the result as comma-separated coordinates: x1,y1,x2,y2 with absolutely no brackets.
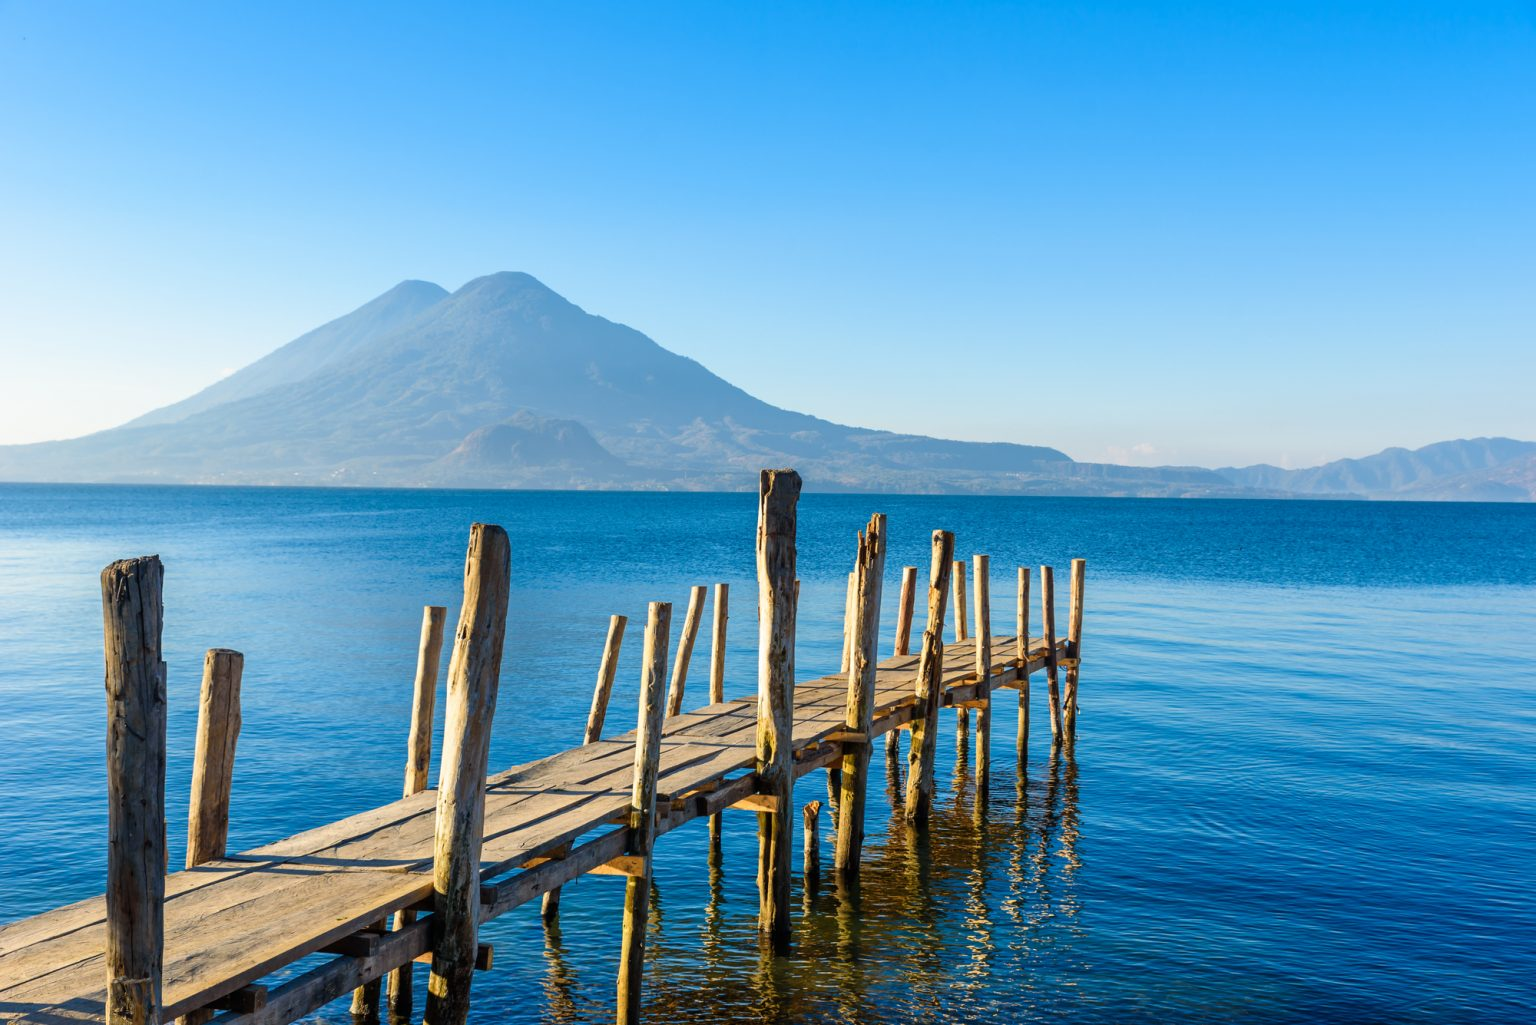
1,2,1532,470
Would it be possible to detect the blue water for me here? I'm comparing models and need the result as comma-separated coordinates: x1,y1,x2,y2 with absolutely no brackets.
1,484,1533,1023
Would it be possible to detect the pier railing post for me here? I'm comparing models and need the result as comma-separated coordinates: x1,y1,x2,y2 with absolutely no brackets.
386,605,447,1024
1063,559,1087,740
886,565,918,762
835,513,888,880
616,601,671,1025
187,648,243,869
904,532,954,825
424,525,510,1025
839,570,856,675
1041,565,1062,745
710,584,729,705
972,555,992,797
952,557,970,748
1016,568,1030,760
665,585,706,717
102,556,167,1025
754,468,800,952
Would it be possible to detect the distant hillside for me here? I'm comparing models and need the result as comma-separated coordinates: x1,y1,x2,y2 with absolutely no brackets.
1217,438,1536,501
0,272,1527,500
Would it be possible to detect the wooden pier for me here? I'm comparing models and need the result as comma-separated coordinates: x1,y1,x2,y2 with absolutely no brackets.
0,470,1088,1025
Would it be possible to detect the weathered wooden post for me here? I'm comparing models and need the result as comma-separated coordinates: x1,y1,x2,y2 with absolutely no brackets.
1040,565,1062,744
972,555,992,797
755,468,800,952
387,606,448,1024
886,565,918,761
709,584,728,705
802,801,822,887
102,555,167,1025
616,601,671,1025
424,524,510,1025
1063,558,1086,740
542,613,627,927
665,585,706,717
839,570,856,674
1015,568,1030,760
835,513,888,880
952,557,970,747
904,533,954,825
186,648,242,868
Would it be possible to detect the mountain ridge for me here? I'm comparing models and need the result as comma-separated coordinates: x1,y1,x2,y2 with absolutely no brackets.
1,272,1530,500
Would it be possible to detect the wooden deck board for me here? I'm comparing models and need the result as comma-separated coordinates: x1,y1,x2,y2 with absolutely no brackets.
0,636,1062,1024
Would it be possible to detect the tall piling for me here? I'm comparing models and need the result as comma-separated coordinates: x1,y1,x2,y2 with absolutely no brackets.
887,565,917,762
754,468,800,951
972,554,992,797
424,525,510,1025
1015,568,1030,760
1063,559,1086,740
187,648,243,869
835,513,888,880
905,532,954,825
387,606,447,1023
102,556,167,1025
710,584,728,705
616,601,671,1025
1041,565,1062,745
952,558,970,747
665,585,706,717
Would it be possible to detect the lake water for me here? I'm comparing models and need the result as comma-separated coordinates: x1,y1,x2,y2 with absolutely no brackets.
1,484,1533,1024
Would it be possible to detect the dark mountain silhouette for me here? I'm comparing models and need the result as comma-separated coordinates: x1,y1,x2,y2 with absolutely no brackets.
0,272,1527,499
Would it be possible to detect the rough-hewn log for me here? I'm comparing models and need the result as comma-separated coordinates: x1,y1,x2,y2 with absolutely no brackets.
755,468,800,951
102,555,167,1025
424,525,510,1025
972,554,992,797
886,565,918,761
379,607,447,1023
1041,565,1062,744
1063,558,1086,739
1016,568,1031,760
709,583,729,705
952,557,970,746
905,533,955,825
802,801,822,887
665,585,707,717
187,648,243,869
840,570,856,674
616,601,671,1025
835,513,888,879
584,614,628,745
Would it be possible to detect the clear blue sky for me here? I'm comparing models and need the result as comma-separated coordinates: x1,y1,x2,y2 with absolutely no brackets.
2,1,1531,468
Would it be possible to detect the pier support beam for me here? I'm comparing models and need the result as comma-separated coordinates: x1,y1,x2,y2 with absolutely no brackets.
952,558,970,749
386,605,446,1024
616,601,671,1025
424,525,510,1025
972,555,992,798
835,513,888,880
886,566,917,763
709,585,728,843
1041,565,1062,745
665,585,706,717
1063,559,1086,740
905,532,955,825
754,468,800,952
1016,568,1030,760
102,556,167,1025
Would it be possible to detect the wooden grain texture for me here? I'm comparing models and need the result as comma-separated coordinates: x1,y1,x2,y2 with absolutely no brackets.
839,570,856,675
887,565,917,761
709,584,728,705
1064,558,1086,739
424,524,510,1025
616,602,670,1025
665,585,706,717
905,533,955,824
972,555,992,796
187,649,242,869
1016,568,1030,760
101,556,167,1025
802,801,822,885
835,513,887,878
1041,565,1062,744
583,615,627,745
754,468,800,952
385,605,446,1024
